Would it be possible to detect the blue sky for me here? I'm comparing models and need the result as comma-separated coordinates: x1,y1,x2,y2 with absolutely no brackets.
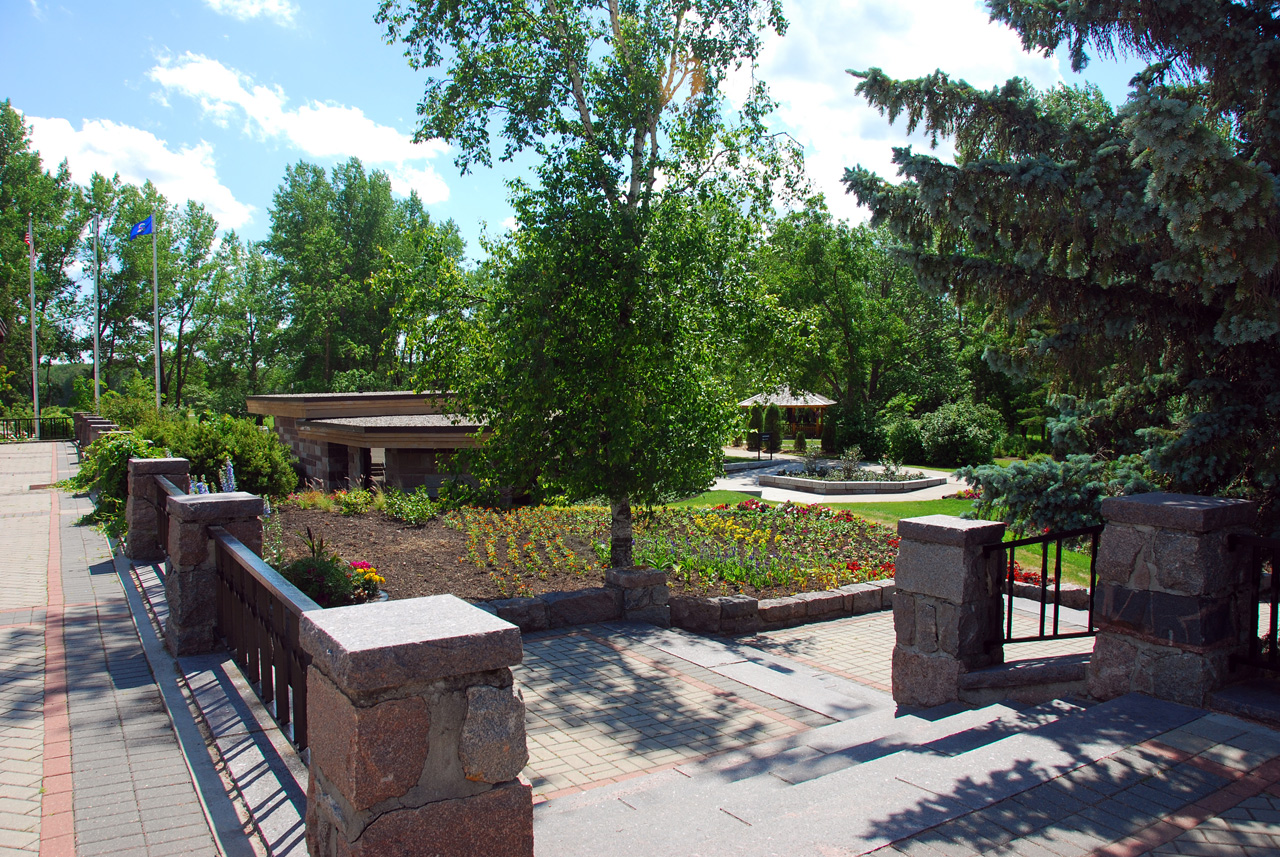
4,0,1144,261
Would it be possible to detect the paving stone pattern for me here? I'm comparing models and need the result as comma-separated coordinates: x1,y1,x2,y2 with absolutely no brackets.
0,443,222,857
518,626,834,797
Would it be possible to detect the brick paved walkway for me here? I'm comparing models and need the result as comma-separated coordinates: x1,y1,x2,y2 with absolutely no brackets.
0,442,237,856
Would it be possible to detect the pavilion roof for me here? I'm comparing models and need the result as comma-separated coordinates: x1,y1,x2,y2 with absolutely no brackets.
737,387,836,408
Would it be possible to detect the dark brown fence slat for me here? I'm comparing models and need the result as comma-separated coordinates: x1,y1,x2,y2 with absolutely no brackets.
1229,534,1280,674
210,526,319,749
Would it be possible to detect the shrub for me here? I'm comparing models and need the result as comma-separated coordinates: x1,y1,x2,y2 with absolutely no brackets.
886,418,925,465
65,432,160,538
141,415,297,497
917,401,1002,467
747,403,764,436
382,485,438,525
746,429,761,452
339,489,374,516
793,430,807,454
957,454,1156,535
279,528,384,607
821,414,838,453
763,404,783,453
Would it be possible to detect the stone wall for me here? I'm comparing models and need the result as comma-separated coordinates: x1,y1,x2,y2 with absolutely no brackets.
670,580,895,635
1088,492,1256,707
274,417,351,489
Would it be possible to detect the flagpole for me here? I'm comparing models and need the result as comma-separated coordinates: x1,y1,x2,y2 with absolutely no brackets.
93,213,101,410
152,208,160,412
29,214,39,441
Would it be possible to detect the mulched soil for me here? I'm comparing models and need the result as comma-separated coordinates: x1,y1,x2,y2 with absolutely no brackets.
273,507,607,602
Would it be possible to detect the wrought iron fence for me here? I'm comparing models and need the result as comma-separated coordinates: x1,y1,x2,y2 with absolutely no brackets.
211,526,320,749
982,524,1104,644
0,416,73,442
1229,533,1279,674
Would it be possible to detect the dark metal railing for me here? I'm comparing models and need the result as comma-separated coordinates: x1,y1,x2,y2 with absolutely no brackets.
153,476,186,557
0,416,73,442
1229,533,1279,674
982,524,1104,645
211,526,320,750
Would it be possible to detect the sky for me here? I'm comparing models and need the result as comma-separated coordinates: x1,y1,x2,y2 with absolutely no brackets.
2,0,1145,261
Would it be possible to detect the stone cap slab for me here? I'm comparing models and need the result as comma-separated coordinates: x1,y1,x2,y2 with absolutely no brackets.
898,515,1006,547
129,457,191,475
302,594,523,694
1100,493,1256,533
167,492,264,521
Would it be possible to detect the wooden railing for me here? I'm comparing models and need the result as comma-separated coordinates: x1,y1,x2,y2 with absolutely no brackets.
153,475,186,558
1229,533,1279,674
983,524,1104,644
211,527,320,749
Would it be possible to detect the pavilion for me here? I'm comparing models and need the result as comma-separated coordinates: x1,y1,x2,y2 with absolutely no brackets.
245,391,483,492
737,387,835,437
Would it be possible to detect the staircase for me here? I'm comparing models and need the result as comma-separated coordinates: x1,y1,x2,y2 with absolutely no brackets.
533,680,1278,857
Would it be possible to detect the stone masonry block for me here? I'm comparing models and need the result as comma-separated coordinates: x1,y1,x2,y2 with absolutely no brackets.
308,671,430,811
892,645,961,707
1100,492,1256,534
670,596,720,634
459,686,527,784
897,515,1006,548
716,595,761,635
489,597,549,632
895,540,999,604
841,582,882,614
1151,529,1242,596
604,568,667,589
310,779,533,857
625,605,671,627
758,596,803,625
543,587,623,627
893,593,916,645
169,520,212,570
1096,523,1146,586
219,518,264,557
302,595,523,697
128,457,191,477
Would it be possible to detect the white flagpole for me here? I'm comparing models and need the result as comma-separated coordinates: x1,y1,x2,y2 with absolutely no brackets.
93,213,101,410
28,214,39,440
152,209,160,412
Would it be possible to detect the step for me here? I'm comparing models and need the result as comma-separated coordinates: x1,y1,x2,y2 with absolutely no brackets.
534,694,1203,857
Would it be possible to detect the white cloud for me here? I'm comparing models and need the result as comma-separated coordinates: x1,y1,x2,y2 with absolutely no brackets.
202,0,297,26
754,0,1066,223
149,53,452,204
25,115,255,229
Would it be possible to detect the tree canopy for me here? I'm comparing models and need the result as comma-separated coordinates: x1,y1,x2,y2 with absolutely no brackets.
843,0,1280,518
378,0,798,565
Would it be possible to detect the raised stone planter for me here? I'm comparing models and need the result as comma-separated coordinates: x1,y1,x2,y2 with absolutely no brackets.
758,473,948,495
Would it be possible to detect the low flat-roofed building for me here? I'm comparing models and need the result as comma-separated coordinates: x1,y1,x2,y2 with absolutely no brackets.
246,392,483,492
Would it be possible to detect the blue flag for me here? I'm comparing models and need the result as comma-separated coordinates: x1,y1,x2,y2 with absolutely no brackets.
128,216,153,241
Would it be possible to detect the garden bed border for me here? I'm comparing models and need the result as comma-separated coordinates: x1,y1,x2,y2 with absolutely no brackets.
475,572,896,635
758,473,948,495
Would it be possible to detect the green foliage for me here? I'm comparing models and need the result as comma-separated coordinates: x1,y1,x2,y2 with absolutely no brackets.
97,375,162,429
339,489,374,516
916,401,1002,467
381,485,438,526
140,415,297,497
886,418,925,465
844,6,1280,520
793,430,807,454
280,526,382,607
746,430,761,452
958,454,1156,535
748,404,764,435
763,404,783,453
65,432,159,538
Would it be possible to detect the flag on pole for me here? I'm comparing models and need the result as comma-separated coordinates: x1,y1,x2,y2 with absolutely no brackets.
129,216,153,241
23,231,31,248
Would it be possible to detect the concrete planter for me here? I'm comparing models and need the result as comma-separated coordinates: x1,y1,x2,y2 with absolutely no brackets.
758,474,948,495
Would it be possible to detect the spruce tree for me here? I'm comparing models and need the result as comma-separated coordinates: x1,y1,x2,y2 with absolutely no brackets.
843,1,1280,519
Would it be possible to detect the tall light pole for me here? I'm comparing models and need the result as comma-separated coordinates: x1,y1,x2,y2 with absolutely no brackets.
93,213,101,410
28,214,39,440
151,207,160,412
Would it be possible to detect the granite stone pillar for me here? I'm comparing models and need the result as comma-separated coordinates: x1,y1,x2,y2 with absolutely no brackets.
302,595,533,857
125,457,191,561
605,568,670,627
1088,492,1256,707
164,491,264,656
891,515,1006,707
